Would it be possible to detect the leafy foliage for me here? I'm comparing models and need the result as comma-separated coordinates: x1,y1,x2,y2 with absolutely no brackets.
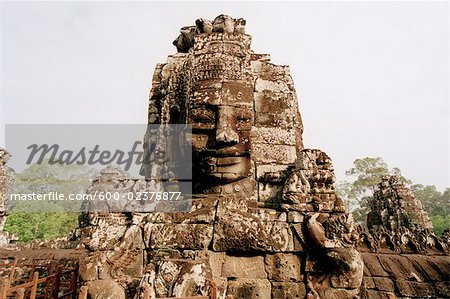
4,202,78,241
4,161,96,242
411,184,450,234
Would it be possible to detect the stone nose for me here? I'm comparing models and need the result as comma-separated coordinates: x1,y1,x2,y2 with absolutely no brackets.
216,126,239,145
216,107,239,146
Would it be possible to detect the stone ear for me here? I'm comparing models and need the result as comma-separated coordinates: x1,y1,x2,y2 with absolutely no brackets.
195,19,203,32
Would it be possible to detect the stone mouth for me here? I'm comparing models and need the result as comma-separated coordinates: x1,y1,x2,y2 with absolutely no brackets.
215,156,244,166
200,150,250,158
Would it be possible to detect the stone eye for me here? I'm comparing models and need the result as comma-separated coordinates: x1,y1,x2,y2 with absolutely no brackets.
191,109,215,123
236,111,252,123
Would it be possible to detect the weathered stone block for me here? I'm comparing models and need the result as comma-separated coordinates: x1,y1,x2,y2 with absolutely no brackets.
192,88,221,105
378,254,424,281
265,253,302,282
255,163,290,182
222,81,253,105
145,198,218,224
214,276,228,299
144,223,213,250
254,112,295,129
247,207,287,222
217,197,256,212
90,226,144,280
363,276,375,289
226,278,271,299
82,222,128,251
86,279,126,299
373,277,395,292
250,127,296,146
252,144,296,164
396,281,435,298
271,282,306,299
406,254,450,282
223,255,266,279
361,253,390,277
254,91,294,113
146,259,211,298
364,290,396,299
79,254,98,281
251,61,290,81
434,281,450,298
213,209,293,252
207,251,225,277
255,78,289,93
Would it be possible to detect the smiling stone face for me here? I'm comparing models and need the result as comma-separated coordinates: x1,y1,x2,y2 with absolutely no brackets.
189,83,254,186
142,15,305,199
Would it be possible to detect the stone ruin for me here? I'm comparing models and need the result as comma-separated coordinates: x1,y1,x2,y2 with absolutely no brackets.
355,176,449,298
0,14,449,299
367,176,434,232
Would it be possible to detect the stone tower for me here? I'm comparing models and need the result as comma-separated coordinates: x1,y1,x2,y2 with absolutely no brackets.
141,14,305,202
367,176,434,233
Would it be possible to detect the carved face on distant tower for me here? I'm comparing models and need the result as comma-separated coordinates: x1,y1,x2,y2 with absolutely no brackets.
188,81,254,187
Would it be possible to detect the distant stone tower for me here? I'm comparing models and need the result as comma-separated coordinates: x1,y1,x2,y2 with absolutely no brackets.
367,176,434,233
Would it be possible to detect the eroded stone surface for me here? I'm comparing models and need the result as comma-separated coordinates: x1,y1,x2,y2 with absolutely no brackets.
45,15,449,299
367,176,434,232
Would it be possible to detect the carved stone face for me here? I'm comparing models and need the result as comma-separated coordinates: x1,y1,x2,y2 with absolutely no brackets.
188,82,253,186
212,14,235,33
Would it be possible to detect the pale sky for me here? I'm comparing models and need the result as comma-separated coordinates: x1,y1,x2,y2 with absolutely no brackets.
0,1,448,190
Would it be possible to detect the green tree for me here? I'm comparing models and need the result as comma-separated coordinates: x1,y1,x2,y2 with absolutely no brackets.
430,215,450,236
4,201,78,241
411,184,450,216
4,161,96,242
411,185,450,234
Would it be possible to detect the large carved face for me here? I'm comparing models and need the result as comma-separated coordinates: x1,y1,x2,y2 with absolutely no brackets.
188,82,253,186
